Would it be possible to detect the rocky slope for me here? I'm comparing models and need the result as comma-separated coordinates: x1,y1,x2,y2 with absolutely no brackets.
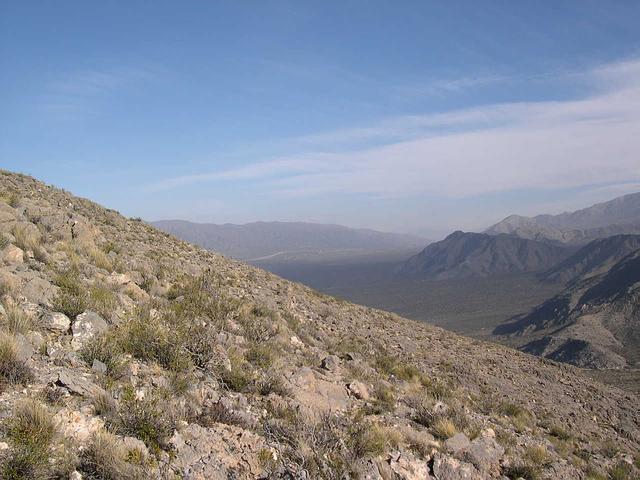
541,234,640,285
0,170,638,479
399,231,572,279
152,220,425,261
494,249,640,370
485,192,640,246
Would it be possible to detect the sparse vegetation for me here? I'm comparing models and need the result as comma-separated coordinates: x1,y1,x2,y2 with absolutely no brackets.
1,306,32,334
1,400,57,479
0,332,33,385
110,389,175,452
81,430,145,480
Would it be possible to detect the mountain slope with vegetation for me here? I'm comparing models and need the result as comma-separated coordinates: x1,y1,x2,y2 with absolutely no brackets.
495,248,640,370
0,170,638,479
486,192,640,245
152,219,425,261
399,231,572,279
541,234,640,285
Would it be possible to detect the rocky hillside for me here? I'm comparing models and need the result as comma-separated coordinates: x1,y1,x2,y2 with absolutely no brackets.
399,231,572,280
494,249,640,369
0,170,638,480
152,220,425,261
485,192,640,245
542,235,640,285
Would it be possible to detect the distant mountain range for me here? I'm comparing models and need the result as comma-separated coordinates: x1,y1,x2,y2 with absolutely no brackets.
399,231,573,279
494,235,640,369
486,191,640,245
152,220,425,261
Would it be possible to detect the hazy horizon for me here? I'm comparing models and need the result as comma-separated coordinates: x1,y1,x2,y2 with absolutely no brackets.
3,2,640,236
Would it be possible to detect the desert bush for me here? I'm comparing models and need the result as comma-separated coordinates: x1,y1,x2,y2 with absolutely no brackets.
498,402,534,432
431,417,457,440
81,430,145,480
256,370,289,396
111,390,174,451
1,400,57,479
239,309,278,343
197,402,248,428
245,343,277,368
1,306,32,334
0,332,33,385
87,284,118,320
347,421,386,458
364,382,396,414
608,461,634,480
215,353,254,393
52,270,88,319
524,444,549,465
503,464,539,480
12,224,41,253
119,309,190,372
80,334,125,378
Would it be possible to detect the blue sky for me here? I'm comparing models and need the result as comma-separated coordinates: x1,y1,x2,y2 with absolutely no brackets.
2,1,640,238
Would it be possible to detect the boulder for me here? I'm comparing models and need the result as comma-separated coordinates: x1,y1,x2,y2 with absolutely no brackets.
431,452,485,480
1,244,23,264
71,311,108,350
54,406,104,443
57,368,106,398
461,435,504,475
387,451,431,479
348,380,370,400
445,432,471,454
42,312,71,334
321,354,340,371
168,423,268,479
289,367,350,413
14,333,34,362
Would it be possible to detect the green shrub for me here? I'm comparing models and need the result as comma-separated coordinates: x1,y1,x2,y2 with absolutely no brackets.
88,284,118,320
609,461,633,480
112,390,174,451
216,354,254,393
119,310,190,372
80,334,125,378
52,270,88,319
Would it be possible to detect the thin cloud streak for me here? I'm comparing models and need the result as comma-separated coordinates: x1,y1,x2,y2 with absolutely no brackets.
149,58,640,200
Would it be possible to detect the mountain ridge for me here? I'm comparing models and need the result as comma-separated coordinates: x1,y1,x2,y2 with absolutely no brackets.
486,191,640,245
399,230,573,279
152,219,425,261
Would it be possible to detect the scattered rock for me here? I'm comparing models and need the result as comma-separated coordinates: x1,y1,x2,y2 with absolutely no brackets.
348,380,370,400
431,452,483,480
42,311,71,333
321,354,340,371
289,367,349,412
1,244,23,264
57,368,106,398
71,311,108,350
92,359,107,374
445,432,471,454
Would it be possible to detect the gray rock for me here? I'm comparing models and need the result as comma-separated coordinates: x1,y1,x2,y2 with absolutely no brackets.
71,311,108,350
42,312,71,333
462,435,504,475
445,432,471,454
321,354,340,371
57,368,106,398
14,333,34,362
431,452,483,480
92,359,107,374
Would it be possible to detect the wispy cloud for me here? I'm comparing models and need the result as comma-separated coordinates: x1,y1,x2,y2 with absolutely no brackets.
38,66,156,120
149,58,640,201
